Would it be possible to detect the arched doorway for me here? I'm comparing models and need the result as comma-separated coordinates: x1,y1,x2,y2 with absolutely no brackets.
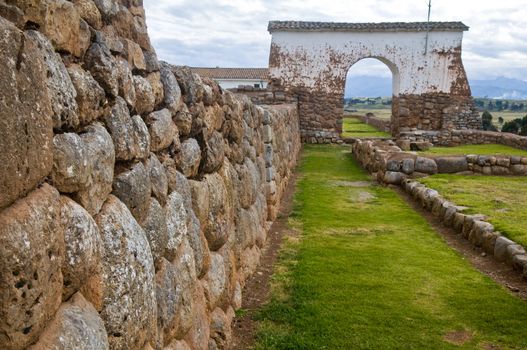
343,57,399,137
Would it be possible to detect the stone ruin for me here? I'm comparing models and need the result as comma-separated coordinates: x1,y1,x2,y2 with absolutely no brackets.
0,1,301,349
267,21,482,143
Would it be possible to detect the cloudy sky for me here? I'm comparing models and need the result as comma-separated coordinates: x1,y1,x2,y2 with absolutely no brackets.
143,0,527,81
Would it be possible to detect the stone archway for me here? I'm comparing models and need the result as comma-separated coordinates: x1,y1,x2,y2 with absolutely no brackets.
267,21,482,142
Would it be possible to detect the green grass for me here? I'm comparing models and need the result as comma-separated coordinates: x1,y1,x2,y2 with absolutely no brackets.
255,145,527,350
420,174,527,247
420,144,527,157
480,111,527,128
341,117,391,138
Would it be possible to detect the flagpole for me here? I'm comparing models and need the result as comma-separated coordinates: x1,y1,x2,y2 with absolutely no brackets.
424,0,432,55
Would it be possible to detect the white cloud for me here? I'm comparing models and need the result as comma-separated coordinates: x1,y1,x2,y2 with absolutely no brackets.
143,0,527,80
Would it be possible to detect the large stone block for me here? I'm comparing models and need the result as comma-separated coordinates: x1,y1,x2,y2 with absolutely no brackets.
147,153,169,204
84,41,119,97
146,109,177,152
165,191,188,259
159,61,182,115
134,75,156,115
0,17,53,210
112,161,152,224
74,123,115,216
67,64,107,126
95,195,157,350
204,173,233,251
52,133,90,193
0,184,63,350
27,293,109,350
104,97,150,161
59,196,103,301
26,30,79,130
178,138,202,178
141,198,168,266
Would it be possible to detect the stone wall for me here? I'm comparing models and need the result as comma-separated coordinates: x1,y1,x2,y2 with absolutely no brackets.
0,1,301,349
354,114,391,133
352,139,527,185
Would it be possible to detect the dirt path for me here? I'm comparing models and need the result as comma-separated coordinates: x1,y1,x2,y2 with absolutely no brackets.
395,186,527,301
229,172,299,350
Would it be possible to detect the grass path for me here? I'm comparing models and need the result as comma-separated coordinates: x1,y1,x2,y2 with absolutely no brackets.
255,145,527,349
341,117,390,138
420,144,527,157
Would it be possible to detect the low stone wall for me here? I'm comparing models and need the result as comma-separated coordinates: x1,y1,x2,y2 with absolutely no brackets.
352,139,527,185
401,180,527,279
354,114,391,133
228,86,297,105
400,129,527,150
0,2,300,350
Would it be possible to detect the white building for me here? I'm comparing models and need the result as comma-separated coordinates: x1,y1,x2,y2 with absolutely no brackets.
190,67,269,89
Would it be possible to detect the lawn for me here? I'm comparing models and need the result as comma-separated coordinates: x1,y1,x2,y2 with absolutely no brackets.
341,117,391,138
255,145,527,349
420,144,527,157
419,174,527,248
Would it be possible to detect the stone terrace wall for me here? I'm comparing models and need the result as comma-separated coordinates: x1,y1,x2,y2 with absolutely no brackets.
0,1,300,349
400,129,527,150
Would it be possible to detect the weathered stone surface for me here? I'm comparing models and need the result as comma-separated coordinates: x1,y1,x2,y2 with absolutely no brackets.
115,57,137,108
495,236,515,262
67,64,107,126
52,133,89,193
173,66,204,105
209,307,232,350
164,340,191,350
112,161,152,223
59,196,103,301
103,97,150,161
147,153,169,204
28,293,109,350
203,253,227,310
204,173,233,250
19,0,85,56
189,179,210,224
0,1,25,27
146,109,177,152
435,157,468,173
84,41,119,96
0,184,63,350
141,198,168,266
415,157,438,174
178,138,202,178
383,171,406,185
95,195,156,350
72,0,102,29
74,123,115,216
134,75,156,115
401,158,415,174
159,61,182,114
165,191,188,259
155,258,182,346
184,284,209,350
0,17,53,210
122,38,146,71
187,211,211,278
26,30,79,130
147,71,165,107
175,104,193,137
202,131,226,173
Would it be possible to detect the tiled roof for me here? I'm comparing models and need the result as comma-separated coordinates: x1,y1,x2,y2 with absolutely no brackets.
189,67,269,80
268,21,469,33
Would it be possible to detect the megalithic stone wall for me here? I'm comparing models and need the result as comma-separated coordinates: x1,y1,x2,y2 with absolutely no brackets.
0,1,301,349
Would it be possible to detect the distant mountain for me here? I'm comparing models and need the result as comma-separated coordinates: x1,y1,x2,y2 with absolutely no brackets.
345,75,527,99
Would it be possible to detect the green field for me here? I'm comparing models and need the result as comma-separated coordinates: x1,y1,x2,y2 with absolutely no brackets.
481,111,527,128
420,144,527,157
255,145,527,349
341,117,391,138
345,108,392,121
420,174,527,247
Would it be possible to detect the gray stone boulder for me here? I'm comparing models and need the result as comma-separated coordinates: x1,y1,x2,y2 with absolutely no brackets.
84,41,119,97
494,236,515,262
133,75,156,115
165,191,188,260
59,196,103,301
95,195,157,350
401,158,415,174
67,64,107,126
146,109,177,152
147,153,168,205
112,161,152,224
435,157,468,174
204,173,233,250
202,131,226,173
383,171,406,185
0,185,63,350
27,293,109,350
26,30,79,130
52,133,89,193
115,57,136,108
103,97,150,161
415,157,438,174
0,17,53,210
203,252,227,310
178,138,202,178
159,62,182,115
74,123,115,216
141,198,168,267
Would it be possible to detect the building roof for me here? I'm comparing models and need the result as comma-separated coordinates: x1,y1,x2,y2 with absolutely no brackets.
267,21,469,33
189,67,269,80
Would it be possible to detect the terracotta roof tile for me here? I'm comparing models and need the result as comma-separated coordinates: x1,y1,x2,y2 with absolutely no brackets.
189,67,269,80
268,21,469,33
